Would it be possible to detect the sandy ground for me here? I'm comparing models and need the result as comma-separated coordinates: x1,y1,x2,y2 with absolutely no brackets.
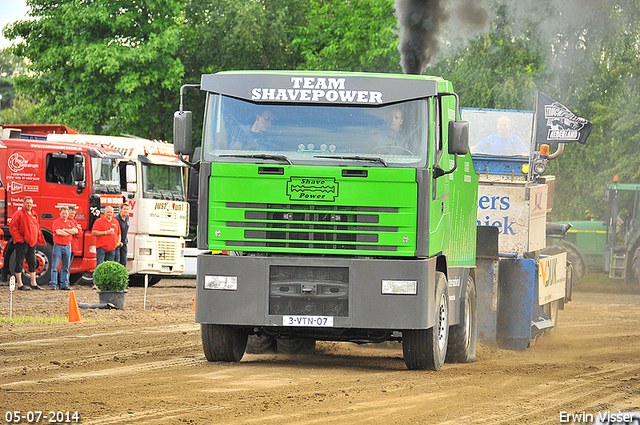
1,278,639,425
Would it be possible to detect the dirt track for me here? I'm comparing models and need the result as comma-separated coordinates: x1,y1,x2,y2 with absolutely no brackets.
1,278,640,425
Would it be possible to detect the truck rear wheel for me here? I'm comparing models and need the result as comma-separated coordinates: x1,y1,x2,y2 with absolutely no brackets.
201,324,248,362
446,275,477,363
277,338,316,354
402,272,449,371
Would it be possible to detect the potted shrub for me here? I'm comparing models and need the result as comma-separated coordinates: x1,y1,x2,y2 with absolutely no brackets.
94,261,129,309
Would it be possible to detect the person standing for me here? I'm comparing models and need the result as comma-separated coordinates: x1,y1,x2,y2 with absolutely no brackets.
50,206,78,290
10,196,46,290
91,206,121,265
115,202,130,268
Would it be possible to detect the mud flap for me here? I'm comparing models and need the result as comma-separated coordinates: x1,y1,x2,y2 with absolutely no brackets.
476,258,499,346
497,258,536,350
530,303,553,340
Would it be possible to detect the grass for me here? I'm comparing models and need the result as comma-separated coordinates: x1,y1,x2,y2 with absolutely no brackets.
0,315,69,324
576,271,640,294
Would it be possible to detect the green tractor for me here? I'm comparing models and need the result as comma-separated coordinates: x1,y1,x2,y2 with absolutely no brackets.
549,180,640,284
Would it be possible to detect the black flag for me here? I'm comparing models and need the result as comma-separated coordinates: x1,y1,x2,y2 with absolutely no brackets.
535,91,592,144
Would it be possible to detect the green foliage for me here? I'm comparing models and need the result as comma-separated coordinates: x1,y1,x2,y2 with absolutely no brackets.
178,0,311,147
5,0,185,139
541,0,640,221
293,0,401,73
430,4,545,111
93,261,129,291
0,94,39,124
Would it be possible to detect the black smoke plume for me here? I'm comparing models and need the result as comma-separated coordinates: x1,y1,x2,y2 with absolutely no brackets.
395,0,489,74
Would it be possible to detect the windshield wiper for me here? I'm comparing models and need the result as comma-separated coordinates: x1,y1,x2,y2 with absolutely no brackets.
314,155,388,167
220,154,292,165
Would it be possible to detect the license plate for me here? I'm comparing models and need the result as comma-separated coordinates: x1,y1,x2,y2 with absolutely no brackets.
282,315,334,327
161,266,171,272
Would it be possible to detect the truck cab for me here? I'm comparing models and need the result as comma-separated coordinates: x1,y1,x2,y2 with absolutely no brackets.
47,133,189,285
175,71,477,370
0,126,123,286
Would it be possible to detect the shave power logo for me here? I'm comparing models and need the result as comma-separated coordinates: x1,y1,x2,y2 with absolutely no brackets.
287,177,338,201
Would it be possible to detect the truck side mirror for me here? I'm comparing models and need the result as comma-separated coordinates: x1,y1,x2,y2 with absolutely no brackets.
448,120,469,156
174,110,193,156
73,153,85,193
125,162,137,194
126,162,136,183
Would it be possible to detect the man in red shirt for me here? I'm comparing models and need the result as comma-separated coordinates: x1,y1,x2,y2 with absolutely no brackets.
50,206,78,290
91,206,121,265
10,196,46,290
68,206,82,258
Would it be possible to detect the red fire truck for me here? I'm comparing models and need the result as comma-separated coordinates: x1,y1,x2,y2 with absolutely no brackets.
0,125,124,286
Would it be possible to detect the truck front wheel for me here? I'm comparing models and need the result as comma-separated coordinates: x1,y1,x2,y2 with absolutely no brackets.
201,324,248,362
446,275,477,363
402,272,449,371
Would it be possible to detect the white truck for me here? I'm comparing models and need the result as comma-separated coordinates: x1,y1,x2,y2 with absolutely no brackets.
48,134,188,285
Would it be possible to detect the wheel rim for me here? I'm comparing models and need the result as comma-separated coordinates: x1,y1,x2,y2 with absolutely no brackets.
437,293,448,352
23,249,49,278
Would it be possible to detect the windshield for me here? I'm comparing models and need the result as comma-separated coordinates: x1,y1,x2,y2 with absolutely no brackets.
91,157,121,194
462,109,533,157
142,164,186,201
202,94,429,167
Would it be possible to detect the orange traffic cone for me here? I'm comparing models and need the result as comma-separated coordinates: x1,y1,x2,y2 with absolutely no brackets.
192,292,197,313
68,291,82,323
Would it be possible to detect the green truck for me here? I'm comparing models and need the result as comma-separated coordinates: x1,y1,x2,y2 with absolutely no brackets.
174,71,569,370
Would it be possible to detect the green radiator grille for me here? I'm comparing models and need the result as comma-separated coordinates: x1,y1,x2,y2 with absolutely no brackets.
223,203,401,253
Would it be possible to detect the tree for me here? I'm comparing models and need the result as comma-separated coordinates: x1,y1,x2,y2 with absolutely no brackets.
178,0,311,147
293,0,401,73
542,0,640,220
0,48,27,111
432,0,640,221
5,0,185,139
0,94,38,124
430,3,545,111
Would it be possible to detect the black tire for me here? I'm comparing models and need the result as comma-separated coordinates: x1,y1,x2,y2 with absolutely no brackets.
70,272,94,286
201,324,248,362
277,338,316,354
403,271,449,371
128,274,162,287
542,244,585,287
446,275,477,363
10,242,52,287
631,246,640,285
246,335,277,354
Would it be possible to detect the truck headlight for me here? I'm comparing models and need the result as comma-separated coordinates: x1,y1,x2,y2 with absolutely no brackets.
204,275,238,291
139,248,152,256
382,280,417,295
